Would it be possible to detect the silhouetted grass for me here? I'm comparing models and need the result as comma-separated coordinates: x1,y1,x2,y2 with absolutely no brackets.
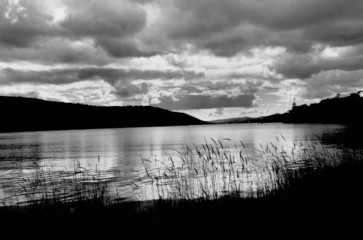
1,138,362,239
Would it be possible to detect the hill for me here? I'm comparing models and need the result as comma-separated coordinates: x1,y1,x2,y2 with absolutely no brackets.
210,117,253,124
213,91,363,125
280,92,363,124
0,96,207,133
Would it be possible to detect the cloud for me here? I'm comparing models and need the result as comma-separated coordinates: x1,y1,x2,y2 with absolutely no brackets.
0,90,40,99
0,67,204,102
0,0,155,62
0,67,204,85
61,0,146,38
274,45,363,79
2,0,363,61
113,82,149,98
302,69,363,99
158,78,261,100
0,0,54,47
157,0,363,55
60,0,154,58
95,38,156,58
76,67,204,84
209,108,225,118
0,80,117,105
152,93,256,110
2,0,363,117
0,68,80,85
2,0,363,63
203,80,261,93
0,37,111,65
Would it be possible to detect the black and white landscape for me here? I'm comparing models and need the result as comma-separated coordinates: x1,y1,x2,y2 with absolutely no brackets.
0,0,363,239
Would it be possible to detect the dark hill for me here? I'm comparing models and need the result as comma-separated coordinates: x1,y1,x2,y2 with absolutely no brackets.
0,96,207,133
213,92,363,125
210,117,253,124
281,92,363,124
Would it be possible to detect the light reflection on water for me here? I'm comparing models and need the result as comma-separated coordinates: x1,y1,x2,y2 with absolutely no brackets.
0,123,348,205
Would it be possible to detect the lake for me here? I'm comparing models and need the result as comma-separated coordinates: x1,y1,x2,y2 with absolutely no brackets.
0,123,353,205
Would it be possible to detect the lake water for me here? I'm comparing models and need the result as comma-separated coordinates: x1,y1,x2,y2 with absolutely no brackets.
0,123,353,205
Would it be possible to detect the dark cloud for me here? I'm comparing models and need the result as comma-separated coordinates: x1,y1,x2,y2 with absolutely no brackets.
113,82,149,98
0,67,204,85
60,0,152,58
303,70,363,99
2,0,363,63
160,80,261,97
76,68,204,84
179,85,202,93
1,68,79,85
160,0,363,55
0,37,111,65
61,0,146,38
203,34,249,57
152,94,256,110
2,0,363,112
304,19,363,47
274,45,363,79
0,0,54,47
95,38,156,58
0,0,153,61
203,80,261,93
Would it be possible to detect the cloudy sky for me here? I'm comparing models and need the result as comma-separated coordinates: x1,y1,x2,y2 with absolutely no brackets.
1,0,363,121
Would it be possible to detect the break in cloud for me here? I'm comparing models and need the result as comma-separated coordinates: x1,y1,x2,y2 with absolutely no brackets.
1,0,363,120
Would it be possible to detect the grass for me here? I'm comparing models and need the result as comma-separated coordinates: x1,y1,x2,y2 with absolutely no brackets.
1,138,362,239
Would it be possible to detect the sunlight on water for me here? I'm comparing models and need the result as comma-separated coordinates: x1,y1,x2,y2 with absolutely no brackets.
0,123,347,205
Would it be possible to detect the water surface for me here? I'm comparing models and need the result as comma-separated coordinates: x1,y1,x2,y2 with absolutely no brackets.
0,123,350,204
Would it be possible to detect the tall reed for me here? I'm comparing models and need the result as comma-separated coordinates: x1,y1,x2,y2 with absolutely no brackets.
136,138,362,201
1,137,361,207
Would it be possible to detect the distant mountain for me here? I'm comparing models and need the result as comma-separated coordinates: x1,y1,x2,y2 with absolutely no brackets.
213,91,363,125
211,117,253,124
210,114,282,124
0,96,207,133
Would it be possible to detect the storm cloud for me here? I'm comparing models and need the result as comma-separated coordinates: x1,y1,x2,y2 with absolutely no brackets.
0,0,152,62
159,0,363,54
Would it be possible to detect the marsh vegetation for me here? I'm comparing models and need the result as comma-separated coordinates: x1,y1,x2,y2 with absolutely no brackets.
1,136,362,238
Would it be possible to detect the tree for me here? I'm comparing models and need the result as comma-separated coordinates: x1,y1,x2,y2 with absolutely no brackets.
292,98,297,109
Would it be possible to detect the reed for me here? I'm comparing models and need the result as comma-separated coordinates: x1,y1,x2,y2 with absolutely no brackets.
136,138,363,202
1,137,362,206
1,137,362,239
0,160,112,207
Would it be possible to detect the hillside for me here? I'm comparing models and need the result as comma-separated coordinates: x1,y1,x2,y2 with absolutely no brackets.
281,92,363,124
0,96,207,133
210,117,253,124
213,92,363,125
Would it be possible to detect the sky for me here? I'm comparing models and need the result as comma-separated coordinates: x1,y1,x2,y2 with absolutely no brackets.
1,0,363,121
